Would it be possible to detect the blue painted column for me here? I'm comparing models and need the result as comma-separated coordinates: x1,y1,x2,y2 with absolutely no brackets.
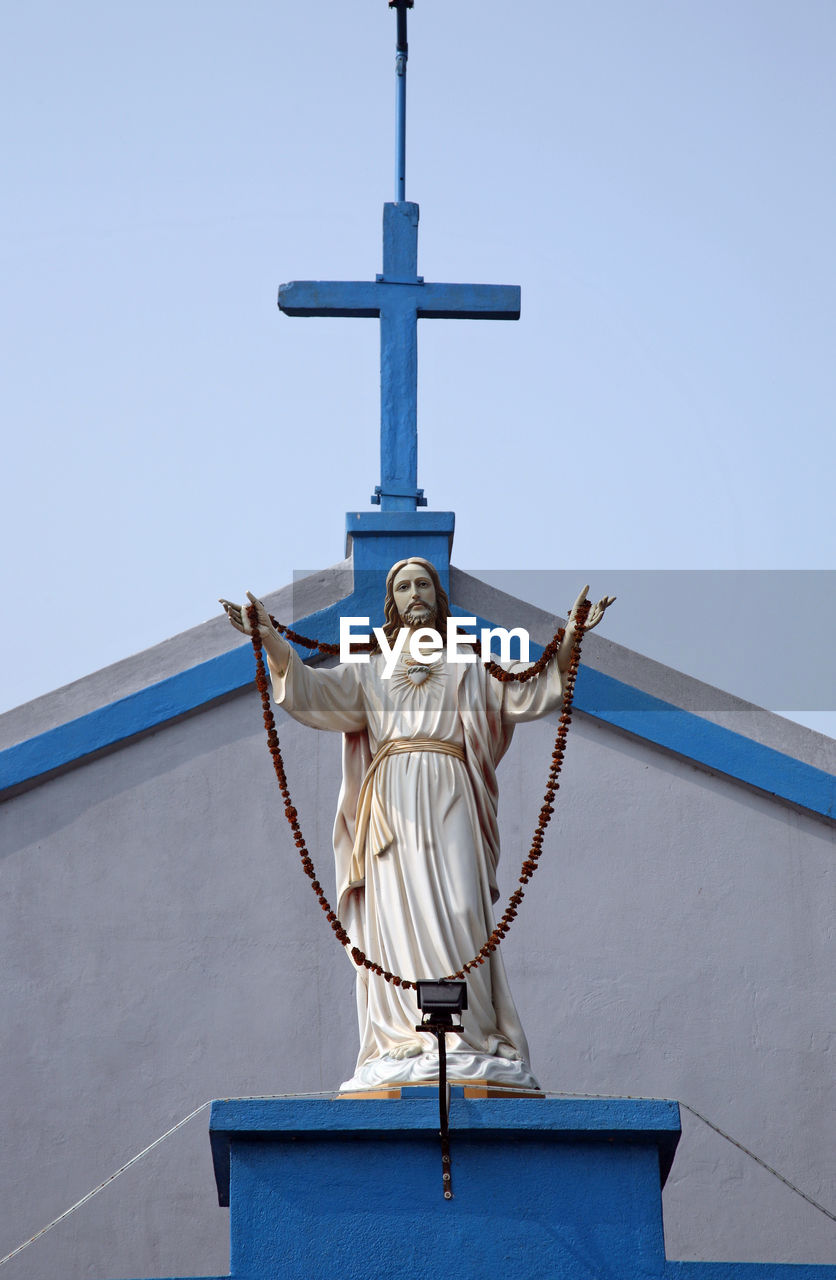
209,1096,680,1280
345,507,454,597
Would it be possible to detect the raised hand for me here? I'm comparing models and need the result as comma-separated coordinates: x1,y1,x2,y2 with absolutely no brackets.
555,585,614,674
219,593,290,674
220,592,277,636
219,597,249,634
567,585,616,634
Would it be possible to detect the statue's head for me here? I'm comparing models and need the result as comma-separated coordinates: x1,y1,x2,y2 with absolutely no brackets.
377,557,451,649
391,561,437,627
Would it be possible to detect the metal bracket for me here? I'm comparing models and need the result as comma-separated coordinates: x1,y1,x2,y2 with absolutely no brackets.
371,485,427,506
416,1019,458,1199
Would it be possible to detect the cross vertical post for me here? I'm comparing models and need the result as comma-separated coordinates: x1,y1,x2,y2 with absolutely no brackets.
379,202,420,511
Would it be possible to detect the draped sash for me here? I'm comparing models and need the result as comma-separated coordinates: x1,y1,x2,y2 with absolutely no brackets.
348,737,467,884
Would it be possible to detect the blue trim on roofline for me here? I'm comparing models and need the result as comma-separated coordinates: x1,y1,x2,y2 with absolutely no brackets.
579,665,834,817
1,610,833,819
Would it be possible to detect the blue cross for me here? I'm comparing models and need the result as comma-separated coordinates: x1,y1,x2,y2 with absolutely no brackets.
278,202,520,512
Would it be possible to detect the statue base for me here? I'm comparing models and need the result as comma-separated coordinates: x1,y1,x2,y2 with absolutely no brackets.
207,1095,681,1280
338,1081,544,1099
105,1097,836,1278
339,1049,540,1093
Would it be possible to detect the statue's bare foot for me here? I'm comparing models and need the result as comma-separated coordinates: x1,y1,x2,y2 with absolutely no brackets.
389,1039,425,1061
496,1042,521,1061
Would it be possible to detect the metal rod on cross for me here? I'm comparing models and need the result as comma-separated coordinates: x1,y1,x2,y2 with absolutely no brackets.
390,0,413,203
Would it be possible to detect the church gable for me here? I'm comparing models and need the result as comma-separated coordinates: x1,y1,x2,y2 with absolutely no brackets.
1,561,833,823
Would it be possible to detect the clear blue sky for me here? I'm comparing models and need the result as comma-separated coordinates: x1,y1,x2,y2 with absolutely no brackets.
2,2,834,733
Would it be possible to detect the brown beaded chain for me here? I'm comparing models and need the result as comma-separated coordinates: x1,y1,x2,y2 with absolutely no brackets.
266,618,339,655
247,599,590,988
447,600,589,978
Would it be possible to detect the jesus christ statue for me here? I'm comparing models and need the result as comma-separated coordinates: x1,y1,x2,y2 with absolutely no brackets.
222,559,612,1091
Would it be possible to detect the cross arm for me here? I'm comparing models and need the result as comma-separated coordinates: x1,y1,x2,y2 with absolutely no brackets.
417,282,520,321
278,280,382,318
279,279,521,321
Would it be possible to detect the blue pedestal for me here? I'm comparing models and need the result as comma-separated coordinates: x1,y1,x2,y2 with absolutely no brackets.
112,1095,836,1280
209,1095,678,1280
346,509,455,592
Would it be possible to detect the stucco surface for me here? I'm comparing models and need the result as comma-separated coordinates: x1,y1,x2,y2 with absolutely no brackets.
1,572,834,1278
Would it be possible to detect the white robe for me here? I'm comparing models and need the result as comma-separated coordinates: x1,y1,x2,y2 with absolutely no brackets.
271,647,564,1089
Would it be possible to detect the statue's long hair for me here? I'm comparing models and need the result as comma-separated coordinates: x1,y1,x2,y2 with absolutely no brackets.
370,557,452,653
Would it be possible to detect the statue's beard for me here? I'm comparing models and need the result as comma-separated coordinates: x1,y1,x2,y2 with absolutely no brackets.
402,603,436,628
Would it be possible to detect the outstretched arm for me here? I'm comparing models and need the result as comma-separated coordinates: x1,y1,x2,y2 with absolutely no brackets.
556,585,615,673
219,592,291,677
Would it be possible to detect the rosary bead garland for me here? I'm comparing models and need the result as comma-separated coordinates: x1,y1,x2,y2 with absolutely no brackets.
266,615,339,654
483,626,566,684
247,599,589,988
266,615,369,656
447,599,589,980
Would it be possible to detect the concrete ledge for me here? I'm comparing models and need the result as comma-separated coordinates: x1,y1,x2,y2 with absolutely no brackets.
667,1265,836,1278
209,1095,681,1207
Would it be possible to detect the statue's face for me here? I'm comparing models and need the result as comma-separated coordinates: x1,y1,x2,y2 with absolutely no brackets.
392,562,437,628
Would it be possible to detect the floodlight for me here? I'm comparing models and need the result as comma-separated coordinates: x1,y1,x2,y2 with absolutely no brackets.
416,979,468,1024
